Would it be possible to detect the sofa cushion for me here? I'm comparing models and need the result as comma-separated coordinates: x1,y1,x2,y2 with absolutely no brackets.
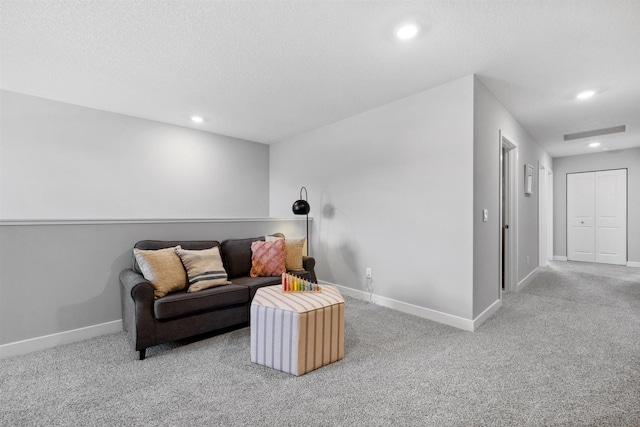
175,246,229,292
221,236,265,279
133,246,188,299
232,272,310,300
153,284,248,320
250,239,286,277
230,276,282,300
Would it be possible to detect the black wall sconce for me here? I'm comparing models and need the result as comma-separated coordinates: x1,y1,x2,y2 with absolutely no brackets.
292,187,310,256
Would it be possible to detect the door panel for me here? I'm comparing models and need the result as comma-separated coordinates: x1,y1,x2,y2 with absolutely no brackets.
571,227,596,261
597,227,619,255
595,169,627,265
567,173,595,262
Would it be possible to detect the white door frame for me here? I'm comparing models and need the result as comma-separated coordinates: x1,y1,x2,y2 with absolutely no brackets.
500,131,518,293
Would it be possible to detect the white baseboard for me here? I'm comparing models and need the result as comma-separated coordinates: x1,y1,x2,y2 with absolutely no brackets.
552,256,637,267
323,281,498,332
0,320,123,360
517,267,539,292
472,299,502,330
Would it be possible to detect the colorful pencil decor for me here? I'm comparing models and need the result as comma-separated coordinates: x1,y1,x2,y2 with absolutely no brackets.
282,272,321,292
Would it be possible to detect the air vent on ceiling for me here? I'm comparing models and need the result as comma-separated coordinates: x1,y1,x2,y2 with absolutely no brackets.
564,125,626,141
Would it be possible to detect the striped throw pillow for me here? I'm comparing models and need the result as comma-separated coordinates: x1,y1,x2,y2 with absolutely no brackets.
175,246,229,292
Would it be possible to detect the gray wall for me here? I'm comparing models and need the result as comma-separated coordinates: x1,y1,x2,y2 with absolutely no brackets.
473,78,552,317
0,219,307,345
472,80,500,317
0,91,279,346
0,90,269,219
515,118,553,279
553,148,640,263
270,76,476,320
270,74,553,323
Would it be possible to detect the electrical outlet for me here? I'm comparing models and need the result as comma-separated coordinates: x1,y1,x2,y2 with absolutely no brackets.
366,268,372,279
526,255,530,264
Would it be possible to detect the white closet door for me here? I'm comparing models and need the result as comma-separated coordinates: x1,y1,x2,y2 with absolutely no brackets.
567,169,627,265
595,169,627,265
567,172,596,262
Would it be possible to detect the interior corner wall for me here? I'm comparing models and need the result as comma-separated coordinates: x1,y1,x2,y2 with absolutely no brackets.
473,77,551,315
269,76,475,321
0,90,270,219
552,147,640,263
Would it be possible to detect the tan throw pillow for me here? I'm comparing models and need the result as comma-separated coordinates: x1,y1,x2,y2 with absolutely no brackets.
133,246,187,299
266,235,305,271
174,246,229,292
250,239,286,277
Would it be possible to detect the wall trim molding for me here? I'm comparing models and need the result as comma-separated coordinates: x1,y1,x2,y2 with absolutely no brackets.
323,281,478,332
627,261,640,268
553,256,568,261
517,267,539,292
0,217,311,227
0,320,122,360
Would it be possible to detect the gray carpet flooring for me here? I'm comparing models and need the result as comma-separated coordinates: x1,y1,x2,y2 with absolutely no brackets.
1,261,639,426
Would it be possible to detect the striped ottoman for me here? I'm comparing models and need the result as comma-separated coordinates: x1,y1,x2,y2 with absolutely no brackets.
250,285,344,376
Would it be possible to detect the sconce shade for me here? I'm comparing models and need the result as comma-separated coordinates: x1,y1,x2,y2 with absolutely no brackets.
292,199,310,215
292,186,310,215
292,186,310,257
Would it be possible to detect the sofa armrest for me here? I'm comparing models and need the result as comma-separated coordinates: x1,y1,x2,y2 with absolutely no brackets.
120,269,154,301
119,269,156,351
302,256,317,284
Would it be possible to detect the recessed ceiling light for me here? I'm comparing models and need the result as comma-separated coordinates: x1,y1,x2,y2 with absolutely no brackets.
191,116,204,123
589,142,601,147
395,23,419,40
576,90,596,100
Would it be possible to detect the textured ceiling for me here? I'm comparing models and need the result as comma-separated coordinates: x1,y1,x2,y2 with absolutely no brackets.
1,1,639,157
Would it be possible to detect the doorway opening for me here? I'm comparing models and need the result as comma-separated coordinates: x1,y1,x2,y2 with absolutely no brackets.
499,131,518,293
538,163,553,267
547,170,554,264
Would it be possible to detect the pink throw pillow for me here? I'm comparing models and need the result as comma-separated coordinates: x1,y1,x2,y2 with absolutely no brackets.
250,239,286,277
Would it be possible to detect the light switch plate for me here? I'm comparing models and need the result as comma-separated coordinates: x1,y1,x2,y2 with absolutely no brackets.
483,209,488,222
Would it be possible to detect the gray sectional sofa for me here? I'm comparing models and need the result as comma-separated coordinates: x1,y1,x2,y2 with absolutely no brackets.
119,235,316,360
